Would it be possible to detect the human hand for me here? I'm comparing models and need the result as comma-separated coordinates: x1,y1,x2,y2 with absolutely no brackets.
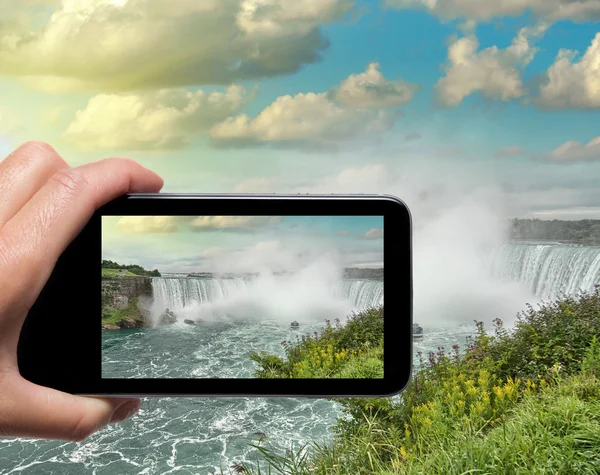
0,141,163,441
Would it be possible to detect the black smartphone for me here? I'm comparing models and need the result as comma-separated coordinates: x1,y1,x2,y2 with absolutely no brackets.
18,194,412,397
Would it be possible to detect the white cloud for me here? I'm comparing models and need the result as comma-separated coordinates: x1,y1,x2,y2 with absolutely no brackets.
62,85,246,150
535,33,600,109
435,25,546,106
385,0,600,22
234,177,279,192
333,62,420,108
362,228,383,239
495,146,525,157
190,215,283,231
0,0,355,91
210,63,417,148
294,163,393,193
115,216,183,234
237,0,353,36
544,136,600,163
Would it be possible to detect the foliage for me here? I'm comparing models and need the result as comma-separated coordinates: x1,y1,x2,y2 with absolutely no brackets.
101,259,161,277
483,286,600,380
510,218,600,245
102,297,143,326
250,307,384,379
101,268,137,277
245,288,600,474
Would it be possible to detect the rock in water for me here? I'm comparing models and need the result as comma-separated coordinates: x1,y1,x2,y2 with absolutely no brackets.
184,319,195,325
159,308,177,325
103,324,120,331
121,318,138,329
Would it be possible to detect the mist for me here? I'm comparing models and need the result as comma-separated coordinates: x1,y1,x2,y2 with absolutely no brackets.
294,157,538,328
150,255,359,325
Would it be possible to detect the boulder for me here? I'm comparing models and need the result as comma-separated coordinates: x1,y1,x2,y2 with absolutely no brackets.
103,324,120,330
120,318,138,329
159,308,177,325
183,319,195,325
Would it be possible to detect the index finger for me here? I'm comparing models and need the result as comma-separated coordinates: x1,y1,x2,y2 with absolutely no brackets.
0,158,163,313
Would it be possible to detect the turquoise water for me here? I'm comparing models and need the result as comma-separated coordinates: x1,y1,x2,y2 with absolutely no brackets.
102,320,323,379
0,320,476,474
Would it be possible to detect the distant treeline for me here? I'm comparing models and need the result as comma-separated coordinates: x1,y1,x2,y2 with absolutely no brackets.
510,219,600,245
187,268,383,280
342,267,383,280
101,260,161,277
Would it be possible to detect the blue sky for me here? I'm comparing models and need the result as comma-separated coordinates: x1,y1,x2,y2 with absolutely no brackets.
0,0,599,220
102,215,384,272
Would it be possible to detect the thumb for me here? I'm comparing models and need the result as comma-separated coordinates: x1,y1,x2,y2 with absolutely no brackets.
4,376,141,441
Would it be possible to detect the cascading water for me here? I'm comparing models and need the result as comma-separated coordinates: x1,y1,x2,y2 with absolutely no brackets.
151,276,384,316
152,277,247,309
335,280,384,308
489,242,600,298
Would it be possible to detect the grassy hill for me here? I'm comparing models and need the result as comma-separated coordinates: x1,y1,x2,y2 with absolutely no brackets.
243,288,600,474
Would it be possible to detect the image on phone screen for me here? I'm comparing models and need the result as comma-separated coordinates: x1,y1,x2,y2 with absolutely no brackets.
101,215,384,380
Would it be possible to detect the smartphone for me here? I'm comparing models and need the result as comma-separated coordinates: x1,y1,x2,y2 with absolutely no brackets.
18,194,412,397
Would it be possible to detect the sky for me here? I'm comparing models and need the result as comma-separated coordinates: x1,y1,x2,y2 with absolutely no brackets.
102,215,384,273
1,0,600,221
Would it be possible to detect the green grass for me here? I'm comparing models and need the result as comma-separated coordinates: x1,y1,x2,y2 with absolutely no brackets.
403,374,600,474
101,297,143,327
101,268,137,277
250,307,384,379
238,287,600,475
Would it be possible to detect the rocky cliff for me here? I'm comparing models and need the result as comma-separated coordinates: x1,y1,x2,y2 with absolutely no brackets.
102,276,153,330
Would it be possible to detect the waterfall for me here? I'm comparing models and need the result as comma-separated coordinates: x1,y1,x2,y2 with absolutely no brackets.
152,277,383,311
335,280,384,309
152,277,247,309
490,242,600,298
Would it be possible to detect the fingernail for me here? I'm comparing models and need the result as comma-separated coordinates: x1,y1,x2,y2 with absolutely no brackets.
109,400,141,424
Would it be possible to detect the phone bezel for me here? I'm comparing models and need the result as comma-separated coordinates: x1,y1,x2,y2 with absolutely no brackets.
18,194,412,397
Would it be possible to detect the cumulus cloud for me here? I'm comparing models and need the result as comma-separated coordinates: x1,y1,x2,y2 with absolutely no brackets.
435,25,546,106
115,216,184,234
0,0,355,91
189,215,283,231
362,228,384,239
62,85,246,150
495,146,525,157
333,62,420,108
385,0,600,22
543,136,600,163
210,63,418,148
113,215,284,234
535,33,600,109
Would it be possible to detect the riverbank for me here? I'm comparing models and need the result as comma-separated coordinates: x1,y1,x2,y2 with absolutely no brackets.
245,287,600,474
250,307,384,379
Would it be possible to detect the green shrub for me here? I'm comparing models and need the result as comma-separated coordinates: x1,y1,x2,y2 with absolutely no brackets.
244,288,600,474
250,307,384,379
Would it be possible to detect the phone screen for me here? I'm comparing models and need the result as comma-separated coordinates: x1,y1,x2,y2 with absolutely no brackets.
101,215,384,380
